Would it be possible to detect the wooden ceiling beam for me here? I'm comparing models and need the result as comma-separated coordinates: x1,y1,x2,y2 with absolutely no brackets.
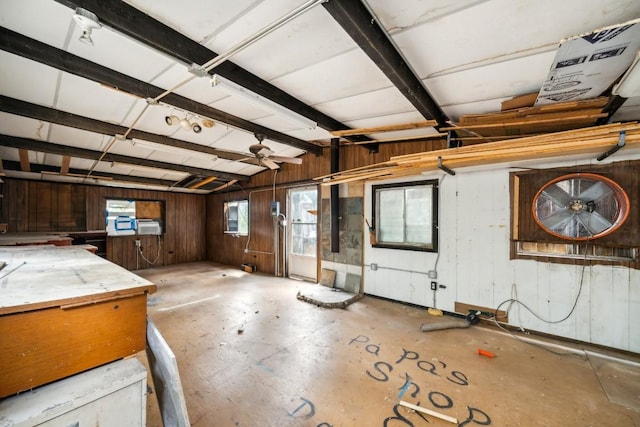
211,180,238,192
323,1,448,127
1,160,175,187
0,95,260,166
0,134,248,182
189,176,218,190
53,0,368,142
0,27,321,155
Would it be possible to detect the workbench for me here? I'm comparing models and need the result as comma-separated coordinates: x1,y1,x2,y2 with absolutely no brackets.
0,246,156,398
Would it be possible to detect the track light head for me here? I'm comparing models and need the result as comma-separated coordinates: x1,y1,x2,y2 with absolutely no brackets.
165,115,179,126
180,118,192,130
73,8,101,46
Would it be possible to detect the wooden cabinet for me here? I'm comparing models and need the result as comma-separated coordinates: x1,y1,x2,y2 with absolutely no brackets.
0,358,147,427
0,246,156,398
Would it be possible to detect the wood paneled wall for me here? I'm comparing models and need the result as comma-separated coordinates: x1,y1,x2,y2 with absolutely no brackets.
0,178,206,270
208,138,443,270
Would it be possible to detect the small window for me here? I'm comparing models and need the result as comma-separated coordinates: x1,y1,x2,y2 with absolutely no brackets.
372,180,438,251
224,200,248,235
106,199,136,236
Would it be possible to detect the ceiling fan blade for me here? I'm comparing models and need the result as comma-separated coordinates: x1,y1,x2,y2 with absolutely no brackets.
539,207,573,230
258,147,274,156
577,181,610,203
541,184,572,207
261,157,280,170
269,155,302,165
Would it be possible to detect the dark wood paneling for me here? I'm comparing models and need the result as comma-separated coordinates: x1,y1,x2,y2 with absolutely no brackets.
514,160,639,246
208,139,448,270
208,187,285,274
0,178,206,270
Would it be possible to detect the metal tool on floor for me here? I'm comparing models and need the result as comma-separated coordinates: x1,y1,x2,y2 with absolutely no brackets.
420,311,479,332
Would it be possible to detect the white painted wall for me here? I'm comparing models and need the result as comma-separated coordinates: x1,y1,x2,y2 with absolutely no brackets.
363,153,640,353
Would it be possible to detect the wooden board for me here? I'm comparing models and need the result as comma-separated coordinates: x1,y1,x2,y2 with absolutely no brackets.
455,301,508,323
0,293,148,397
319,268,336,287
501,92,538,111
146,317,190,427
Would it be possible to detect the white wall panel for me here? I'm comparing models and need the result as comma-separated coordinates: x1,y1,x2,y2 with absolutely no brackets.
364,155,640,352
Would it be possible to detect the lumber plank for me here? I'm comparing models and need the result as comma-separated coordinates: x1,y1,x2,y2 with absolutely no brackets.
316,123,640,186
444,113,607,131
348,133,446,145
330,120,438,137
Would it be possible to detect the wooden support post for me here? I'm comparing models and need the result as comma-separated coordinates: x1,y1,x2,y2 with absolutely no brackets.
330,138,339,253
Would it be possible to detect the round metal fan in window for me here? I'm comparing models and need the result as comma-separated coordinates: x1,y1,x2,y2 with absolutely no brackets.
532,173,630,240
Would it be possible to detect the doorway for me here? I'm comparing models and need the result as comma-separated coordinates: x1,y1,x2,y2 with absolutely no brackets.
287,186,318,281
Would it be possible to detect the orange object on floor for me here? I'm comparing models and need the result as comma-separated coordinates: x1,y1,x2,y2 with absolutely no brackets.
478,348,495,358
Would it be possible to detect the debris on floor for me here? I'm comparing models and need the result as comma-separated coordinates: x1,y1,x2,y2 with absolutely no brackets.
420,312,479,332
477,349,495,358
296,284,363,308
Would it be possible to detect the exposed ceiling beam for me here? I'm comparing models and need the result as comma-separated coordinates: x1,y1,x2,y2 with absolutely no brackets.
0,134,249,182
0,27,321,155
0,95,260,166
54,0,368,142
323,0,448,127
1,160,176,187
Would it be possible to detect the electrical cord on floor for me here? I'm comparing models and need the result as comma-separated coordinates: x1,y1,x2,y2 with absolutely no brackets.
138,235,162,265
490,239,591,358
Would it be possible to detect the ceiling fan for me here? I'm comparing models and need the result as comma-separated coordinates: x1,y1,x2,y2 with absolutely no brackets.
248,133,303,170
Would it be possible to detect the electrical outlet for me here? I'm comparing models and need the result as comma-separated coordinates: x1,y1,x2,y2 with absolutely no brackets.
135,240,141,247
430,281,437,291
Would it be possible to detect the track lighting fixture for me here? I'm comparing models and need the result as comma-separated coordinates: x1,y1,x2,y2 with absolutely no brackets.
164,115,204,133
72,8,101,46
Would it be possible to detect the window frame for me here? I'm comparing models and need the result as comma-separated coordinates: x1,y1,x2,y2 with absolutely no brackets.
224,199,249,236
510,160,639,269
371,179,438,252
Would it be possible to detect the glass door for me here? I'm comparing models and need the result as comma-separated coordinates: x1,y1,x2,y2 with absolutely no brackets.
287,186,318,281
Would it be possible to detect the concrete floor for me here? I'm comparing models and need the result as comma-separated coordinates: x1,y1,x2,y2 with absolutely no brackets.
135,262,640,427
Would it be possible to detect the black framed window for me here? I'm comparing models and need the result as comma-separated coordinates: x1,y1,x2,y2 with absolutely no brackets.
372,180,438,251
224,200,248,235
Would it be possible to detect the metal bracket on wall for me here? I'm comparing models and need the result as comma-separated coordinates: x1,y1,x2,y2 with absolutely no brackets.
437,156,455,176
597,130,626,161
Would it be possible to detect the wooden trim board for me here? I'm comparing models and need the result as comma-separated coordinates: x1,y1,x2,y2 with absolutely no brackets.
455,301,508,323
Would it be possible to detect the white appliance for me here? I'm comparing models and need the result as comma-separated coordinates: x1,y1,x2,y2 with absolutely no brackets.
136,219,162,235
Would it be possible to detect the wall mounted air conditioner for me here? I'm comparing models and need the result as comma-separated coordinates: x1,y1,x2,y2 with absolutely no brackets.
136,219,162,235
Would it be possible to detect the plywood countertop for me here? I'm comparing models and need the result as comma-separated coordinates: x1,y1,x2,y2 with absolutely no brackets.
0,246,156,315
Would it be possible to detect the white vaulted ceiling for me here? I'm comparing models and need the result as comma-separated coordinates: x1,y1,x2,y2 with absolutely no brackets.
0,0,639,192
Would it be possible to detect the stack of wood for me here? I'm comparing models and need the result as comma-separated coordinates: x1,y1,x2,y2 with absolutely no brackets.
315,122,640,185
442,96,610,143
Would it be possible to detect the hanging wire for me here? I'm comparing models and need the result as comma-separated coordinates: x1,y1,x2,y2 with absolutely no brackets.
491,238,592,357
